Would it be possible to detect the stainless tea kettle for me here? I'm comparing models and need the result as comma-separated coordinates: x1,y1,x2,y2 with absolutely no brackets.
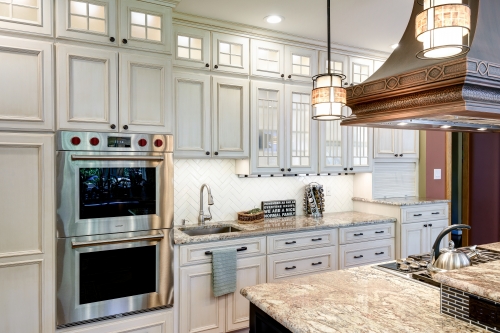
427,224,478,275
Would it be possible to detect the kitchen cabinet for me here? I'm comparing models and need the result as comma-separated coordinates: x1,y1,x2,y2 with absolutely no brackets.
173,71,249,158
374,128,419,160
0,0,52,36
173,24,211,70
349,56,374,85
57,44,172,133
0,36,54,131
339,238,395,269
56,0,172,53
319,52,348,83
284,45,318,83
212,32,249,75
401,219,448,257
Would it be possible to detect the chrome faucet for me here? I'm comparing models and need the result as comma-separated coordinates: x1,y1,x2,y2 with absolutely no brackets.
198,184,214,225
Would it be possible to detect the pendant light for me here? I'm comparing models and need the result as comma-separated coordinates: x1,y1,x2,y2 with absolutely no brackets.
311,0,346,120
415,0,471,59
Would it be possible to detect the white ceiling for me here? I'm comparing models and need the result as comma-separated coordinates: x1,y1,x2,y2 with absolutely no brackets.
174,0,414,53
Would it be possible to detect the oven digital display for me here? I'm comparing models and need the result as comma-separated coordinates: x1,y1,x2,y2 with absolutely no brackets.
108,137,131,148
79,167,156,219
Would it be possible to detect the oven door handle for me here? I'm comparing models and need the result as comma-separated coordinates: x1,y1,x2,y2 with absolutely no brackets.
71,155,164,162
72,233,164,248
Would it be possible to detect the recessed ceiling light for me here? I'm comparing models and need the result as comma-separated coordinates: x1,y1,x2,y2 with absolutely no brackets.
440,125,452,129
391,43,399,49
397,122,408,126
478,128,488,131
265,15,283,24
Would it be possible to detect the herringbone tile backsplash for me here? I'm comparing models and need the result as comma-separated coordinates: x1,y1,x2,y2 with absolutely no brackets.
174,159,354,225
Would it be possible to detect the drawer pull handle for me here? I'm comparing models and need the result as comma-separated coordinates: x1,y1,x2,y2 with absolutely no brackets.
205,246,247,255
413,214,422,217
354,233,364,236
354,255,364,259
285,266,296,270
285,241,297,245
375,252,385,255
312,262,322,266
375,231,384,234
432,212,440,215
311,238,322,241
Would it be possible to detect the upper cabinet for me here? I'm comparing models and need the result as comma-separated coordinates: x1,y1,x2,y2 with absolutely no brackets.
349,56,374,85
0,0,52,36
212,32,249,75
173,24,210,70
284,45,318,83
374,128,419,160
319,52,348,86
56,0,172,53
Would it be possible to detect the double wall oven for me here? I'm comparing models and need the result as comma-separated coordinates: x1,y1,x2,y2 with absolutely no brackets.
56,131,174,328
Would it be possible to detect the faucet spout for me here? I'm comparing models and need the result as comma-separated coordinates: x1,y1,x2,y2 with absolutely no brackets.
199,184,214,225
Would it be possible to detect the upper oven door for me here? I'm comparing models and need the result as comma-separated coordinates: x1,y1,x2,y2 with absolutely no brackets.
56,151,173,237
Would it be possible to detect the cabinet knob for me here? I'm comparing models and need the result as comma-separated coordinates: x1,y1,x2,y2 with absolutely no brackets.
123,125,129,130
281,74,284,78
399,154,403,157
205,151,210,155
349,168,353,171
288,168,291,172
344,82,349,86
205,63,209,67
288,75,292,79
394,154,398,157
281,168,285,172
344,168,347,171
122,38,128,44
424,224,428,227
109,37,115,42
214,152,219,156
429,224,433,227
110,124,116,129
214,65,218,69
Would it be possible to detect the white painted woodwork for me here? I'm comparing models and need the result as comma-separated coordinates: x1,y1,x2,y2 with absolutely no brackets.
0,133,54,333
400,129,419,159
173,24,211,70
56,44,118,131
318,107,348,174
348,56,373,84
267,229,337,254
401,221,430,258
339,238,395,269
173,71,211,158
339,223,395,245
372,162,417,199
401,204,449,224
226,256,266,332
267,246,337,283
56,0,118,45
212,76,249,158
428,219,449,253
211,32,249,75
374,60,385,72
250,39,284,79
0,0,52,36
250,80,285,174
284,45,318,83
374,129,419,160
119,52,172,133
0,36,54,131
318,52,348,78
347,125,373,173
119,0,172,53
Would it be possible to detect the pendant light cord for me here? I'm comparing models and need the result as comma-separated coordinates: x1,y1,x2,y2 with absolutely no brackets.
327,0,331,74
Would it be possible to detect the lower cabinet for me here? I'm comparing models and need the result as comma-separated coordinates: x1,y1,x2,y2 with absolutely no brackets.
339,238,395,269
401,219,448,258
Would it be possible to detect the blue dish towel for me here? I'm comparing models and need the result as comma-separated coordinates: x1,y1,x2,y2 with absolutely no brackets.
212,247,237,297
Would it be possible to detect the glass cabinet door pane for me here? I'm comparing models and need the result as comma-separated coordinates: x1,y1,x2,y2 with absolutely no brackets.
325,120,343,167
258,89,280,167
290,92,311,167
351,126,369,166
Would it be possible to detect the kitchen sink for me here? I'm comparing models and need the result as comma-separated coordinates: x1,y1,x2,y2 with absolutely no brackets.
179,226,244,236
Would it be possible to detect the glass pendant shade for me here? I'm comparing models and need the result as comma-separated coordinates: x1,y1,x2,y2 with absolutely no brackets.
415,0,471,59
311,73,346,120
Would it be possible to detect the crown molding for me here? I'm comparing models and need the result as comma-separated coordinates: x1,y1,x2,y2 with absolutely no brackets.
141,0,181,8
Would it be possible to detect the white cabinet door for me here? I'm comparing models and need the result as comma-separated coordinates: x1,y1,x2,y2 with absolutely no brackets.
349,56,373,85
179,264,225,333
119,52,172,134
0,0,52,36
119,0,172,53
173,71,211,158
374,128,398,158
56,44,118,131
250,81,285,174
285,84,317,174
285,45,318,83
319,52,348,76
347,125,373,173
56,0,118,45
173,24,210,70
428,220,449,253
319,118,347,174
212,76,249,158
226,256,266,332
401,222,428,258
212,32,249,75
251,39,284,79
399,129,419,159
0,36,54,131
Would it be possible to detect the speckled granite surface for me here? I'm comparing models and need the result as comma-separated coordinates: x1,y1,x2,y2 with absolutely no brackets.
241,266,485,333
434,261,500,303
174,211,396,245
352,196,450,206
478,242,500,252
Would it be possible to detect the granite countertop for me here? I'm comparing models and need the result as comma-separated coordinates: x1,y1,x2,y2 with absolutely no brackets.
174,211,397,245
478,242,500,252
352,196,450,206
241,266,485,333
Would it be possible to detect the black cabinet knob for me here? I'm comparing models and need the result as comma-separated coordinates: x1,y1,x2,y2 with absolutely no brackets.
214,152,219,156
429,224,433,227
123,125,128,130
288,75,292,79
344,82,349,86
280,74,284,78
205,151,210,155
122,38,128,44
344,168,347,171
288,168,291,172
281,168,285,172
424,224,428,227
394,154,398,157
349,168,353,171
110,124,116,129
109,37,115,42
205,63,209,67
214,65,218,69
399,154,403,157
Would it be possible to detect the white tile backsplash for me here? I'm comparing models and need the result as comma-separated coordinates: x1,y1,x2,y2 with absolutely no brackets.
174,159,353,225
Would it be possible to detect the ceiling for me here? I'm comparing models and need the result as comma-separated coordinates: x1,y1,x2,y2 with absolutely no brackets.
174,0,414,53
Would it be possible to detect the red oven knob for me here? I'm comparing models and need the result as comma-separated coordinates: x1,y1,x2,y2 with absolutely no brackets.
138,139,147,147
70,137,81,146
89,137,100,146
154,139,163,147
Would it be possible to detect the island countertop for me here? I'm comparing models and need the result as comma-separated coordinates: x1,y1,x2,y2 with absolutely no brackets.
173,211,396,245
241,266,485,333
352,196,450,206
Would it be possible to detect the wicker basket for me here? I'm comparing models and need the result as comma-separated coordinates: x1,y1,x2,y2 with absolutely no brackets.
237,211,265,224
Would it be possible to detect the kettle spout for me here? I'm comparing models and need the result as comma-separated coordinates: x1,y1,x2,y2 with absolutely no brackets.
464,245,479,259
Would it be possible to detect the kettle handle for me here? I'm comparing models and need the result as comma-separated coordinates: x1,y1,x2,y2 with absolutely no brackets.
431,224,471,261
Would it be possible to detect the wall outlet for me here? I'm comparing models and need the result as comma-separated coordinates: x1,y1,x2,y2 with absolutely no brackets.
326,187,331,196
434,169,442,180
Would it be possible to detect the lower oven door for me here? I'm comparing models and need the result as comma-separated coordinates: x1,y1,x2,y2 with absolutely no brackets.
56,229,173,328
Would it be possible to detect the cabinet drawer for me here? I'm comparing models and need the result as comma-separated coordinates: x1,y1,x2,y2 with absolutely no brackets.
339,223,395,244
401,204,449,223
339,239,395,269
179,237,266,266
267,246,337,282
267,229,338,254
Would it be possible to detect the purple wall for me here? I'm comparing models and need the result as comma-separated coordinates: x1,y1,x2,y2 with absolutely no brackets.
426,131,447,199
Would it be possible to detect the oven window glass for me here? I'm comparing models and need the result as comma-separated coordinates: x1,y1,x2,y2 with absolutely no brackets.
79,167,156,219
79,245,157,304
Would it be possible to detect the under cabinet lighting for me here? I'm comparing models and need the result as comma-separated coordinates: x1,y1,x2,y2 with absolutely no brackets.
478,128,488,131
440,125,452,129
265,15,283,24
397,122,408,126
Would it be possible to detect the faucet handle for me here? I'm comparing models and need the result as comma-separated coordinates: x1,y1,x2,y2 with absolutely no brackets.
206,206,213,221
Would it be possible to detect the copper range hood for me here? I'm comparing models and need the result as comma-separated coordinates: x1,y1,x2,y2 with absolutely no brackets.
343,0,500,132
